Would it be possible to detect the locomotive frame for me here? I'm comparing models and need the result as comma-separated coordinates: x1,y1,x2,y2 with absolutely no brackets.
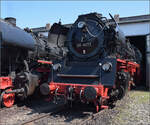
41,58,140,112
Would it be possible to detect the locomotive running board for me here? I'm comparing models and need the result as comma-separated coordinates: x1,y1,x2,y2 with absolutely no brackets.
57,74,99,78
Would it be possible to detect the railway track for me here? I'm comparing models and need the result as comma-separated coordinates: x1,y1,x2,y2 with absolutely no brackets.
0,98,65,125
20,108,106,125
19,103,107,125
1,90,142,125
0,102,109,125
0,98,118,125
79,110,105,125
20,105,66,125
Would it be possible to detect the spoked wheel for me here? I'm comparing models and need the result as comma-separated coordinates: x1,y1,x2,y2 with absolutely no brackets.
0,89,15,108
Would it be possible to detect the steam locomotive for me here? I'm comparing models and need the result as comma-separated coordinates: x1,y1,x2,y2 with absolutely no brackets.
40,13,141,112
0,18,68,107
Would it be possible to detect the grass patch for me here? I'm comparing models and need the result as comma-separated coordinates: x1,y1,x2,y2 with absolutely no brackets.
129,91,150,104
111,90,149,125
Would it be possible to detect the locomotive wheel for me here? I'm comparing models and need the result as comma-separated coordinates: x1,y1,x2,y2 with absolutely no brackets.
117,71,130,99
121,72,130,94
117,85,125,100
1,89,15,108
124,72,130,92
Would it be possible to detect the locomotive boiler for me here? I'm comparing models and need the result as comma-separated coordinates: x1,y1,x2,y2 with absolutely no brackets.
40,13,141,112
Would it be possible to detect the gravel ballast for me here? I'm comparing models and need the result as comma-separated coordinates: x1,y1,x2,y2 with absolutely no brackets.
85,88,150,125
0,88,149,125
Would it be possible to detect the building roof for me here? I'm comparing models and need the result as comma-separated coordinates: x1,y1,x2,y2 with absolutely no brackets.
118,14,150,24
31,14,150,32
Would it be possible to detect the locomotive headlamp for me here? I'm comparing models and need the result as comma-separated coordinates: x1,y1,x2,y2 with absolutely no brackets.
102,62,112,72
78,21,86,28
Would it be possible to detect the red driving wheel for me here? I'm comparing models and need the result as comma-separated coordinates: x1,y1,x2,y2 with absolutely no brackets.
2,89,15,107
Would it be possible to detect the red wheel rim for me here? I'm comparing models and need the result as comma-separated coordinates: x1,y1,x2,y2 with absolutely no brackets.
3,89,15,107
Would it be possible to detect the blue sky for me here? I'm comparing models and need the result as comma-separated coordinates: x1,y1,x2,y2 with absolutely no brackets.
1,1,149,28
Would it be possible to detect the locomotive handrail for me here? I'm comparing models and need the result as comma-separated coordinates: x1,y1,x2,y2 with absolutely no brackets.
85,26,105,38
57,74,99,78
37,60,53,65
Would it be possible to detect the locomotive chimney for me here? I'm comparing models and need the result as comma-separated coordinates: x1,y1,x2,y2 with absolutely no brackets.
46,23,51,30
5,17,16,26
114,14,120,23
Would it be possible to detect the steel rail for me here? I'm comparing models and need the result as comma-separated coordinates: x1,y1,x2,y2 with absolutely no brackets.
20,105,66,125
79,110,106,125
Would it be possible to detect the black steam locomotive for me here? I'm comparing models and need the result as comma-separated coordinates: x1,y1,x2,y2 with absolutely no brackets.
0,18,68,107
40,13,141,112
